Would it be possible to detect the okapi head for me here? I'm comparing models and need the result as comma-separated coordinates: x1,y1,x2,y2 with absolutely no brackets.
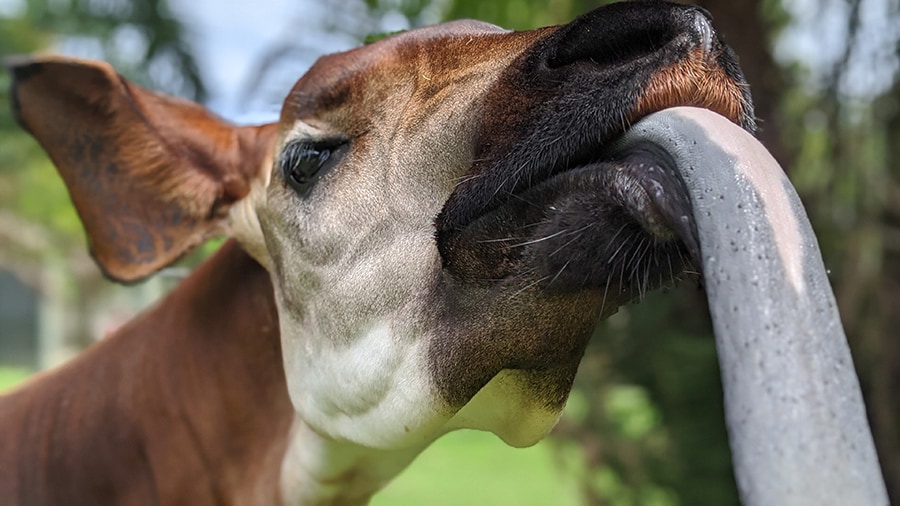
255,2,749,451
9,1,887,504
257,2,751,454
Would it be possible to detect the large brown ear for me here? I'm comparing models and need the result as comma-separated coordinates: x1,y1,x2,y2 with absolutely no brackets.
7,55,279,282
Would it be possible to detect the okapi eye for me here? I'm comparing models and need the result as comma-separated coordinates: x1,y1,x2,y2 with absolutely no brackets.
280,140,346,195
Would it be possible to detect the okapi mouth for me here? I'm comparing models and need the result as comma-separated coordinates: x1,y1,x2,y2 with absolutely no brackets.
436,125,701,302
434,5,753,306
426,3,759,420
436,102,751,305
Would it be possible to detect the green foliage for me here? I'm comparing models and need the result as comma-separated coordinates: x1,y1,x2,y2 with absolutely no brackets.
0,367,31,393
0,23,85,263
424,0,900,502
441,0,615,30
364,29,409,45
560,287,738,506
3,0,899,502
11,158,84,241
19,0,204,100
0,1,223,358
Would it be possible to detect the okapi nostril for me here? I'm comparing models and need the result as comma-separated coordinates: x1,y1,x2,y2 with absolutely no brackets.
548,24,673,70
546,4,717,70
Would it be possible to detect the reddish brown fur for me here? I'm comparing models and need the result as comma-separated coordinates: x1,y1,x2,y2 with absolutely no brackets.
11,57,278,282
0,241,293,506
3,57,289,505
632,48,749,128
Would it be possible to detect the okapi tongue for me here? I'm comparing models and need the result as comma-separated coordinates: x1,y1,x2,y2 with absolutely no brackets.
615,107,888,506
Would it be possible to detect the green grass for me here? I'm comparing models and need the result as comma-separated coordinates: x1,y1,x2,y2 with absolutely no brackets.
0,366,31,393
372,430,582,506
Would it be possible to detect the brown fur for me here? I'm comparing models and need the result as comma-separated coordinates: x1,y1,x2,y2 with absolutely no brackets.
633,48,751,129
10,57,278,282
4,57,288,505
0,241,293,505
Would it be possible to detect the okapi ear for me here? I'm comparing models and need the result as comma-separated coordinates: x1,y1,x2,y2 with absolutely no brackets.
7,56,279,283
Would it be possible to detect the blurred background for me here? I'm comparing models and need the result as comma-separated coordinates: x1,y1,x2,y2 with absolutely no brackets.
0,0,898,504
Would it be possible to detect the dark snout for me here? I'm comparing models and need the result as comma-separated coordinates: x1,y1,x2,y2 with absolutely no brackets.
436,1,752,306
547,2,714,69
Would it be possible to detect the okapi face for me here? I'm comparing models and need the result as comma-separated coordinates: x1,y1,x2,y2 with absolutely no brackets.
252,1,752,450
11,2,888,503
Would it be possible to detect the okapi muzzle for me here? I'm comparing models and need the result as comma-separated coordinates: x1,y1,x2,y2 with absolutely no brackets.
8,1,888,505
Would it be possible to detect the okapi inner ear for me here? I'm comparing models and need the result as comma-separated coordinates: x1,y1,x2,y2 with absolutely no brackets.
9,56,278,282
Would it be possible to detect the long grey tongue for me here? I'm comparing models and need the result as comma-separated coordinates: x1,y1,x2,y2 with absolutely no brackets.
617,107,888,506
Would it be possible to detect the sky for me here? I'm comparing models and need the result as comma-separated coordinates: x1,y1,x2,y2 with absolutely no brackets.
776,0,900,98
0,0,329,121
166,0,428,122
168,0,360,122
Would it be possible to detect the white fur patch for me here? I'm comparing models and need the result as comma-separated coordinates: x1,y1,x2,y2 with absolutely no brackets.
279,317,446,450
280,418,429,505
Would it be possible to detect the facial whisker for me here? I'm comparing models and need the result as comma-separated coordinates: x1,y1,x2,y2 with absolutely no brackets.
477,236,520,244
548,222,595,257
511,275,552,298
626,237,647,276
603,223,629,254
607,230,634,264
510,228,570,248
549,260,572,286
599,264,615,316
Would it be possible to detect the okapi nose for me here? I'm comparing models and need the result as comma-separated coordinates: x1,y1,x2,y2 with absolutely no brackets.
547,3,715,69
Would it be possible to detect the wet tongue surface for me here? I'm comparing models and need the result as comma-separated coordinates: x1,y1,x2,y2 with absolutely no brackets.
614,107,888,506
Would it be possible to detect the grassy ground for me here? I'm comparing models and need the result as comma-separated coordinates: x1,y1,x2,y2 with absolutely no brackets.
0,367,31,393
373,430,582,506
